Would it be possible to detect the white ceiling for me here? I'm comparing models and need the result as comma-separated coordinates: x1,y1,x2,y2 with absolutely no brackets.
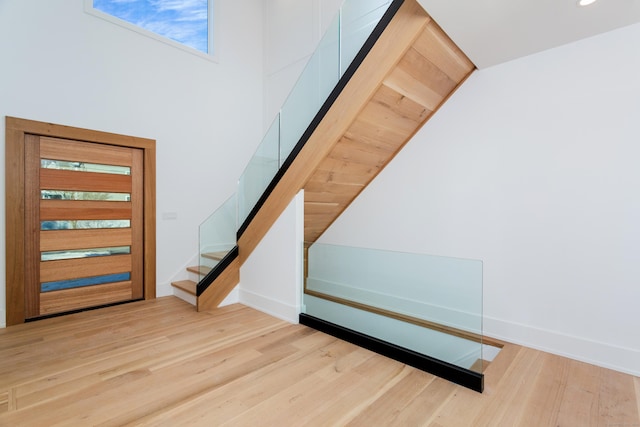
417,0,640,68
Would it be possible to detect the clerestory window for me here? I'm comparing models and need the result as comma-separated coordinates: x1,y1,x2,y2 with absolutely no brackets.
85,0,215,59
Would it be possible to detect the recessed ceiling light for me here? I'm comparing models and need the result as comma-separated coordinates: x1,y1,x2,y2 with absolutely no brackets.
578,0,598,6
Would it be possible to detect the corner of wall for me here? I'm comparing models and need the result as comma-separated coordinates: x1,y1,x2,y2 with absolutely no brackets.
238,289,300,323
0,309,6,328
238,191,304,324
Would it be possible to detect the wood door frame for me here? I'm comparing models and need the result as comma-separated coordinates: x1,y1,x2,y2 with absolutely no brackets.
5,116,156,326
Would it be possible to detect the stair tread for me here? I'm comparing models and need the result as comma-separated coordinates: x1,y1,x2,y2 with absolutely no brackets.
202,251,229,261
187,265,211,275
171,280,197,296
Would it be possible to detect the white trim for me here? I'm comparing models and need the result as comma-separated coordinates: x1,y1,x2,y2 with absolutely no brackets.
0,309,6,328
484,315,640,377
83,0,219,63
239,288,300,324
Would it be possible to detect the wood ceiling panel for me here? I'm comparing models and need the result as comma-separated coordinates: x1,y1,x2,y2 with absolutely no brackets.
399,48,458,98
326,142,389,169
304,212,340,226
308,169,373,187
304,190,355,205
304,202,343,215
334,134,398,161
383,67,445,111
343,120,408,153
413,21,475,83
372,84,433,123
304,180,365,196
358,96,423,137
315,157,380,180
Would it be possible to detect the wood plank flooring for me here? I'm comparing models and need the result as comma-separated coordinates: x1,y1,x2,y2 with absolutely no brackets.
0,297,638,426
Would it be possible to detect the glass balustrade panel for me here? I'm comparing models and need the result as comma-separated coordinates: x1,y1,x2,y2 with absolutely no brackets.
278,11,340,165
237,116,280,228
303,242,485,372
198,193,237,280
340,0,392,74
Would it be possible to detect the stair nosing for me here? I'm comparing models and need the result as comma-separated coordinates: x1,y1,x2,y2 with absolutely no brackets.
171,280,197,296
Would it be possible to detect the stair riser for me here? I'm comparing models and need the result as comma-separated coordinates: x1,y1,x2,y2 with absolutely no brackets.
173,287,197,306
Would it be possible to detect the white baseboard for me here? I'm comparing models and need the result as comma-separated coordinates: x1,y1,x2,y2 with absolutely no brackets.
239,289,300,324
0,309,6,328
484,315,640,377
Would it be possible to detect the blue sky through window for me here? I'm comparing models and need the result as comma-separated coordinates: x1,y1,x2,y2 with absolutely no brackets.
93,0,209,54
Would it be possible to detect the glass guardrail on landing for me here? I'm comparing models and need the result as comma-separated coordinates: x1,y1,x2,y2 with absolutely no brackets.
303,242,485,374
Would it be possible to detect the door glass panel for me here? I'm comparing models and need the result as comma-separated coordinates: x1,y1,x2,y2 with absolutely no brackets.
41,190,131,201
41,220,131,230
41,246,131,261
41,159,131,175
41,272,132,292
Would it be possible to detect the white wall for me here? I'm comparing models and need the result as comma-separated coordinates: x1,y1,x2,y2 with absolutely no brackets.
0,0,265,326
239,191,304,323
319,23,640,375
263,0,342,129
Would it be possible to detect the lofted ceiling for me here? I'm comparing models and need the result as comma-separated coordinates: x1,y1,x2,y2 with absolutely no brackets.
417,0,640,68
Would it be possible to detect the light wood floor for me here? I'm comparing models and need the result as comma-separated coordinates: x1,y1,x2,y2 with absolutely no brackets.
0,297,638,426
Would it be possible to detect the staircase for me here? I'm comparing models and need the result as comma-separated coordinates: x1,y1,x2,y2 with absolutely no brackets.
172,0,474,311
171,251,229,304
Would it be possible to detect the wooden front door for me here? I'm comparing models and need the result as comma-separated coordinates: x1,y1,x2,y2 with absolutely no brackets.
6,117,156,326
23,136,144,318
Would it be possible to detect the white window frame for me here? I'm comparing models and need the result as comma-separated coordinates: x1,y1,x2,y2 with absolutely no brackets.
84,0,218,62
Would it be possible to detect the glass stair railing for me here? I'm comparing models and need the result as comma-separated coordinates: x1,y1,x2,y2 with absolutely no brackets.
237,0,396,236
301,242,488,392
195,194,237,295
237,116,280,229
196,0,400,293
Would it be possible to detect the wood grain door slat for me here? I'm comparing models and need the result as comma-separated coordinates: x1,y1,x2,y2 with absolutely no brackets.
40,200,132,221
40,169,132,193
40,254,132,283
40,229,132,252
39,281,133,315
39,137,133,166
